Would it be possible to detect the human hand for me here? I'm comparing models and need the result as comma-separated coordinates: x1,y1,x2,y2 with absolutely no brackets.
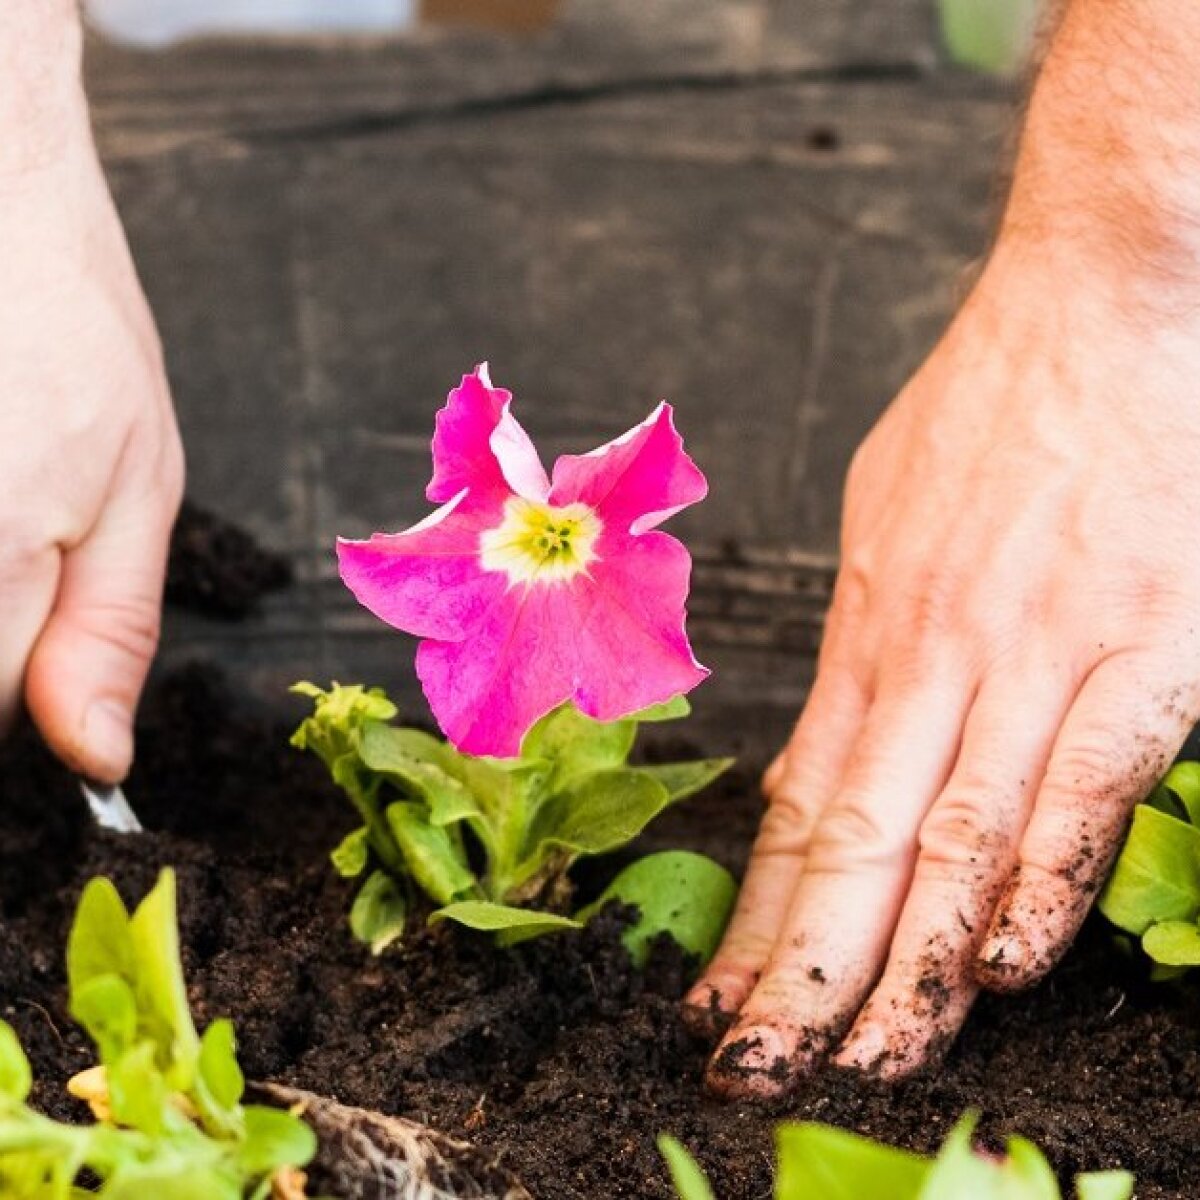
0,21,183,783
685,235,1200,1089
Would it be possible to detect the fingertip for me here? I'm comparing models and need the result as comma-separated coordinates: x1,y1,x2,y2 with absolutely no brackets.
704,1024,801,1100
681,981,738,1040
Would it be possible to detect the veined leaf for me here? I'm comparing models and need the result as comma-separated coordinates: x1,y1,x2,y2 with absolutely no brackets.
581,852,736,967
431,901,581,936
385,803,478,906
1099,805,1200,936
330,826,370,878
360,724,482,826
349,871,408,954
526,768,672,859
1142,920,1200,966
638,759,733,803
520,703,637,789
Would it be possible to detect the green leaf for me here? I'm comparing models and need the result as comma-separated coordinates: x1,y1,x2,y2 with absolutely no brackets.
361,725,482,825
330,826,370,878
520,704,636,785
197,1019,244,1114
1075,1172,1135,1200
997,1137,1059,1199
919,1115,997,1199
630,696,691,723
638,759,734,804
128,870,200,1088
0,1025,31,1105
67,878,134,998
106,1041,172,1135
581,852,737,967
349,871,408,954
657,1135,715,1200
1142,919,1200,966
70,975,137,1064
385,802,478,906
359,722,450,769
527,768,672,858
775,1122,928,1200
238,1106,317,1173
431,901,581,936
1161,762,1200,826
1098,805,1200,936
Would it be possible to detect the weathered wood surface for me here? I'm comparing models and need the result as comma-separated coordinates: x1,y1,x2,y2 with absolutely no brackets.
86,1,1015,755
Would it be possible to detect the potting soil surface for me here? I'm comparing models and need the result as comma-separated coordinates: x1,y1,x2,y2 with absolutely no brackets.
1,509,1198,1198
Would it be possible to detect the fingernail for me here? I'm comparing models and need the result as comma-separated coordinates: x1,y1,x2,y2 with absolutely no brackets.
84,699,134,780
835,1022,887,1071
977,933,1027,979
682,985,735,1039
710,1024,793,1085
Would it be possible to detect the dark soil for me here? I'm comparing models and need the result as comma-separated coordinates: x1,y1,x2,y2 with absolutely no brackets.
1,515,1199,1197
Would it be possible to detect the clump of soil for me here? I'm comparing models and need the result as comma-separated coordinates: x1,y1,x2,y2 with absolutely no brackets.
1,507,1199,1198
166,499,291,619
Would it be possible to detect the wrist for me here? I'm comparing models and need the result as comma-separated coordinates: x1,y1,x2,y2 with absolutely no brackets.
0,0,89,182
994,0,1200,323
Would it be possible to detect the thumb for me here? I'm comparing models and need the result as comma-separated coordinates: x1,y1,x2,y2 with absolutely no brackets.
25,489,175,784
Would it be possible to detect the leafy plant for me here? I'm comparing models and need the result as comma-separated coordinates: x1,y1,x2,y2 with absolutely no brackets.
292,682,733,951
0,869,316,1198
1099,761,1200,975
660,1112,1133,1200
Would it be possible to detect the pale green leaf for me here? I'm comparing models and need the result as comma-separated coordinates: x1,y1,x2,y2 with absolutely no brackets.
70,975,137,1065
197,1019,244,1114
527,768,672,858
657,1135,714,1200
1098,805,1200,936
385,803,477,906
1142,920,1200,966
775,1122,927,1200
638,759,733,804
630,696,691,723
128,870,200,1087
67,878,134,998
349,871,408,954
330,826,370,878
0,1025,31,1105
581,852,736,967
1075,1171,1135,1200
238,1106,318,1173
1161,762,1200,827
520,704,636,784
998,1137,1058,1199
361,725,482,825
431,901,581,935
919,1115,997,1199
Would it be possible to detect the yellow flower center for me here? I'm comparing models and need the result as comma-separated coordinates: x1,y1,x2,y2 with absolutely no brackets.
480,497,602,585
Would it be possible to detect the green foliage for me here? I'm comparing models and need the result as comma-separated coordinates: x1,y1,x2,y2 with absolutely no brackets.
938,0,1040,77
579,851,736,967
662,1113,1133,1200
1100,762,1200,973
292,683,734,950
0,869,316,1198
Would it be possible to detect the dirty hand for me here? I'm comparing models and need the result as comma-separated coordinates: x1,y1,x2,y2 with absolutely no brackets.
0,1,183,783
686,0,1200,1091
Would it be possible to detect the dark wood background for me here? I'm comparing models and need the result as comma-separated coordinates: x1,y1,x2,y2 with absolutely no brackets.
86,0,1015,758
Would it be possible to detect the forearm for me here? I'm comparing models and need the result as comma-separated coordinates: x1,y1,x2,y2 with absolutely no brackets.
998,0,1200,313
0,0,87,181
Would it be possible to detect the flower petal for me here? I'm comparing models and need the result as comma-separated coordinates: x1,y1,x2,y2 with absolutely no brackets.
337,491,508,642
415,527,707,757
548,403,707,535
427,364,546,505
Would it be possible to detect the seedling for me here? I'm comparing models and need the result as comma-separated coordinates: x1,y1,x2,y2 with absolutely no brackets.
660,1112,1134,1200
296,366,737,954
0,869,315,1198
1100,761,1200,975
293,684,733,951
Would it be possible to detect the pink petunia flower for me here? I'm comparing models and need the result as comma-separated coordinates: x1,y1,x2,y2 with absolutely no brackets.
337,364,710,757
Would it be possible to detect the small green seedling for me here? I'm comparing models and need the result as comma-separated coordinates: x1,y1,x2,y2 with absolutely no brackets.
660,1112,1134,1200
0,869,316,1199
1100,761,1200,977
292,683,734,953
